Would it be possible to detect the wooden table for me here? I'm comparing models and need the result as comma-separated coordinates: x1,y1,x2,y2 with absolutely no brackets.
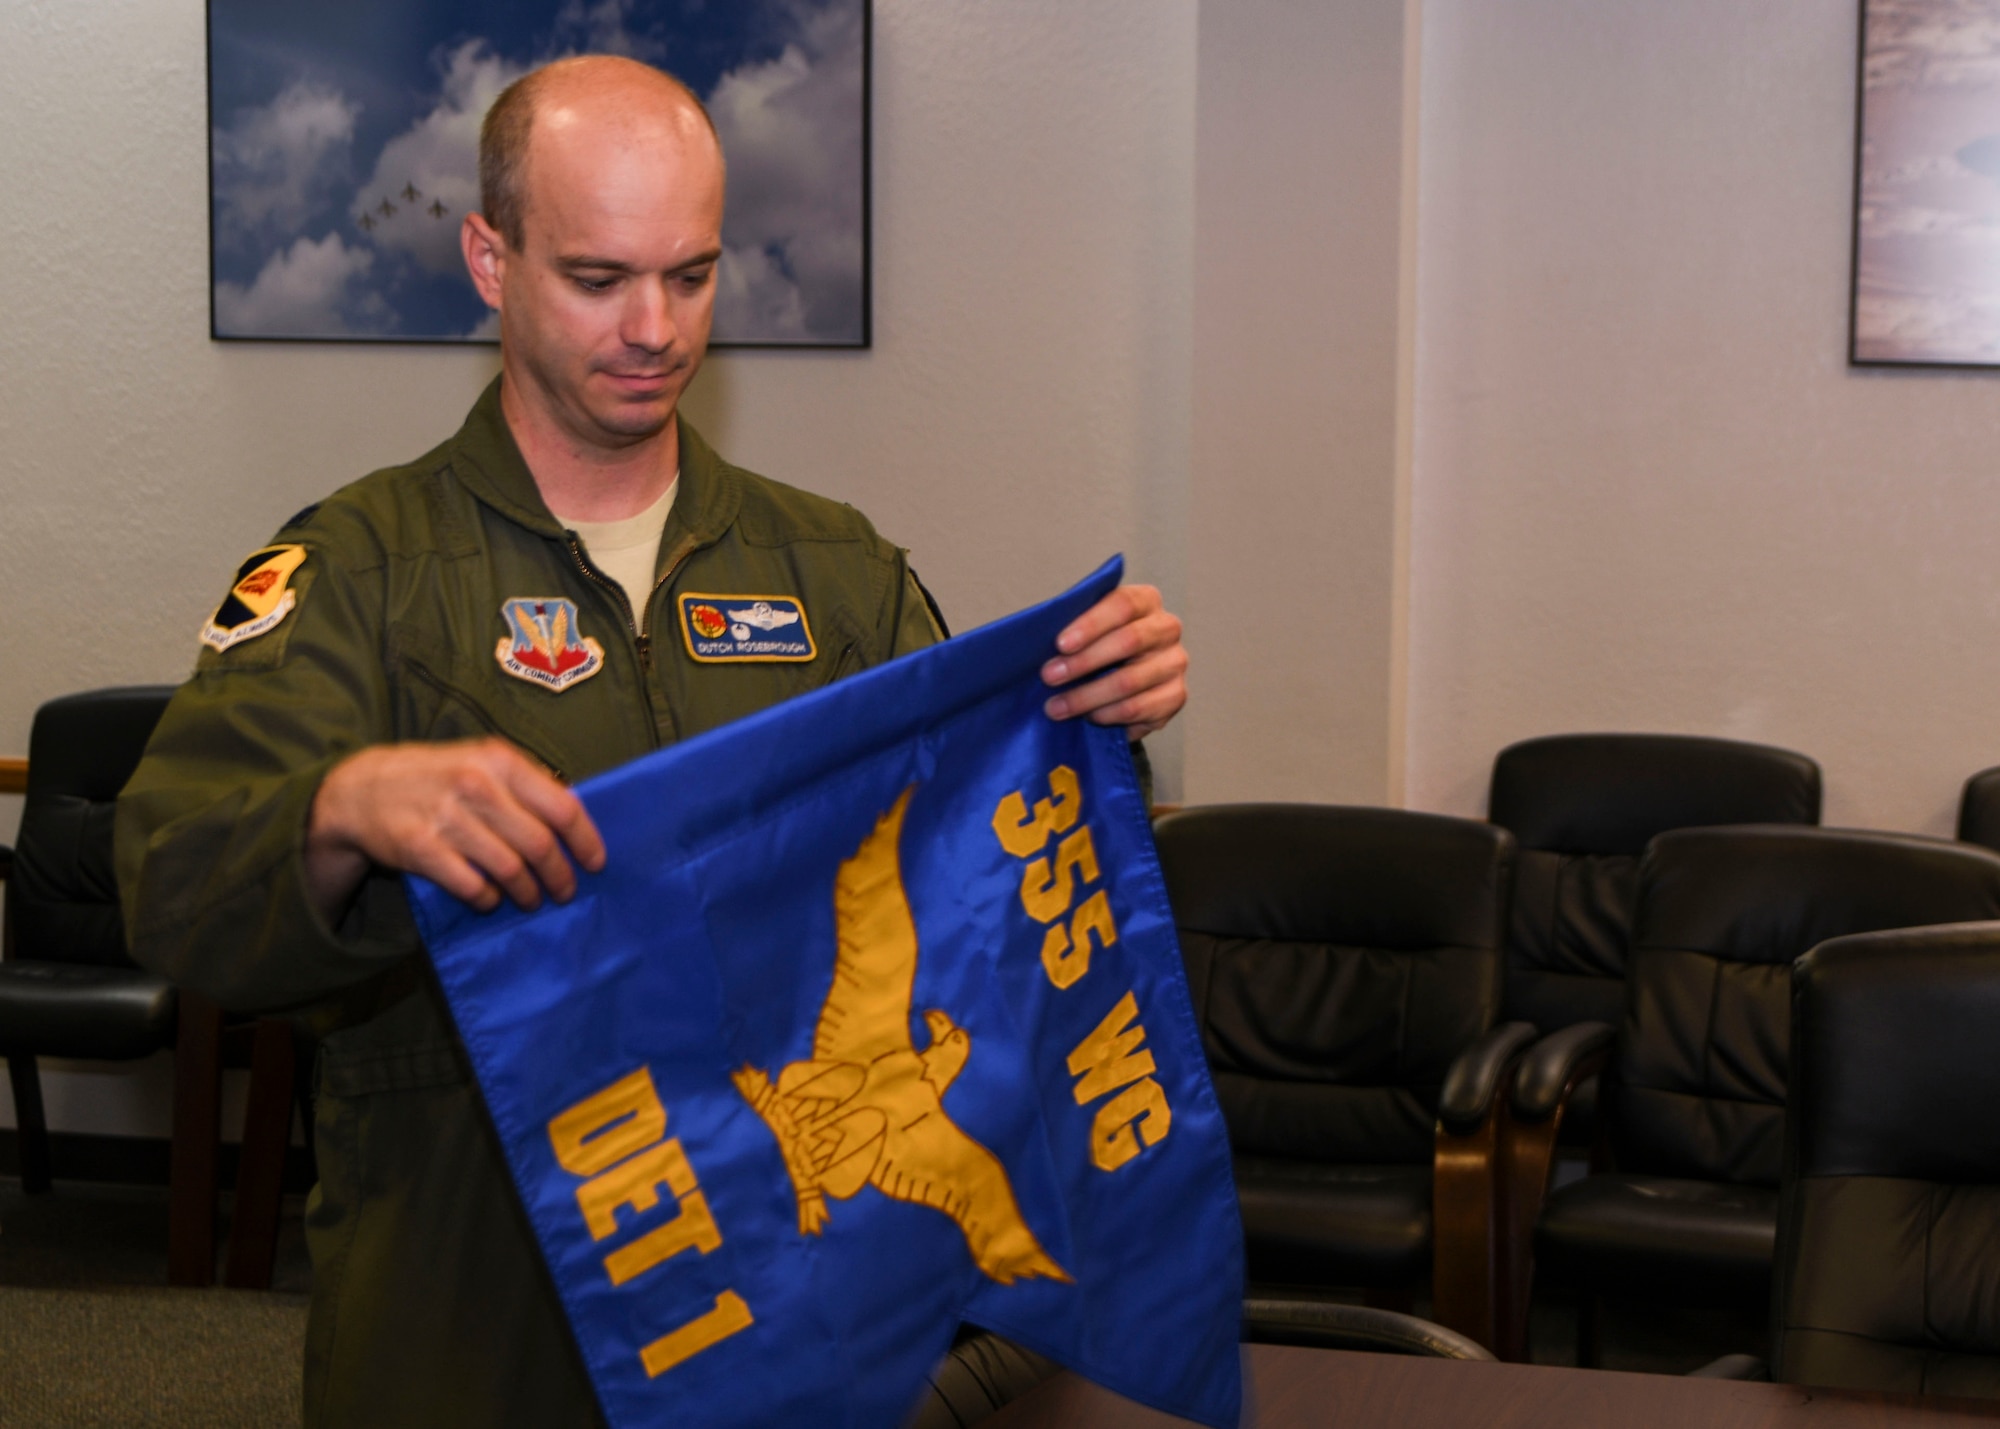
987,1346,2000,1428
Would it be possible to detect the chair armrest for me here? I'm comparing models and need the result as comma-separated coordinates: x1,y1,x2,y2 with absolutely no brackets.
1687,1354,1769,1381
1243,1297,1497,1362
1439,1021,1540,1135
1510,1020,1616,1123
903,1331,1058,1429
1430,1021,1537,1351
1488,1020,1617,1362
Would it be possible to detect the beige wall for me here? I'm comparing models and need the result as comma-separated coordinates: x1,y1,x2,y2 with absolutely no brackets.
1186,0,1415,806
0,0,1197,1136
1406,0,2000,834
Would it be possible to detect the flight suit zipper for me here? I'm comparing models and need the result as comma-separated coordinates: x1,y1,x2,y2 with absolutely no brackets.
566,532,702,744
566,534,660,748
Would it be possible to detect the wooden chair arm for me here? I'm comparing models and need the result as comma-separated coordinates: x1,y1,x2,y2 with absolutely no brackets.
0,758,25,796
1430,1022,1540,1351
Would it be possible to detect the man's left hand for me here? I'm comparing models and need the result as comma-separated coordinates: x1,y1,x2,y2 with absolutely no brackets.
1041,584,1187,739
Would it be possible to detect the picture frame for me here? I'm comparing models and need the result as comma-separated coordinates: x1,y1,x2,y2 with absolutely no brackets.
1851,0,2000,367
206,0,870,348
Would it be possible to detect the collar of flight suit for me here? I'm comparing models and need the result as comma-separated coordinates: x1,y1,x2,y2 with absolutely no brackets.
443,377,744,569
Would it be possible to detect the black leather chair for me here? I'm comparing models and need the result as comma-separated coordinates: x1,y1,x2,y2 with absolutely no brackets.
4,688,180,1197
903,1331,1057,1429
1154,804,1533,1350
1243,1298,1496,1360
1498,826,2000,1363
1774,922,2000,1397
1956,766,2000,853
0,686,298,1287
1489,733,1822,1035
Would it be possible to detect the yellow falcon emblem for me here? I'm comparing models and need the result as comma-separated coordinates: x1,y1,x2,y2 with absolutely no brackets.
733,788,1071,1287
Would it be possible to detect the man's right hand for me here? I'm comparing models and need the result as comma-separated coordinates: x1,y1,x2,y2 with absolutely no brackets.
304,738,608,920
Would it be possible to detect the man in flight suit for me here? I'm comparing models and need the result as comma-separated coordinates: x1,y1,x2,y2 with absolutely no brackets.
115,55,1188,1428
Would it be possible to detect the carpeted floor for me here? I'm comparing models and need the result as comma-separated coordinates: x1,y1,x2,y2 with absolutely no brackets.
0,1177,312,1428
0,1167,1763,1426
0,1285,307,1429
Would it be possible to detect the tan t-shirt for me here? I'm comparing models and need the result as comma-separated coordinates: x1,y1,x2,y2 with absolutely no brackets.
564,478,678,631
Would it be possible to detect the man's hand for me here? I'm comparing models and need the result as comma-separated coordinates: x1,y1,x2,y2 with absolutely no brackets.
1039,584,1187,739
304,738,607,920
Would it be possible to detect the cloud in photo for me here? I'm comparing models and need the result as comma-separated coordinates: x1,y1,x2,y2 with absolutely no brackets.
1867,0,2000,90
355,41,523,277
710,0,866,342
215,232,376,336
1859,202,2000,238
213,80,358,253
546,0,671,65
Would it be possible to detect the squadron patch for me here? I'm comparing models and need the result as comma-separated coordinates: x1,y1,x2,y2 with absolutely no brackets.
495,598,606,692
201,545,308,653
677,593,816,663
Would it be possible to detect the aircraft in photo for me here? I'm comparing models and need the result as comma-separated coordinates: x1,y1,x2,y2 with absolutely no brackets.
209,0,868,344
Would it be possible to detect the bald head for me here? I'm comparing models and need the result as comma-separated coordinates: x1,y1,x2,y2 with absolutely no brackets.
480,56,722,251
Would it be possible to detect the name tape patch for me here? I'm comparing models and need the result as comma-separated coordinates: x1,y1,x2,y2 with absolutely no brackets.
678,593,816,663
201,545,308,653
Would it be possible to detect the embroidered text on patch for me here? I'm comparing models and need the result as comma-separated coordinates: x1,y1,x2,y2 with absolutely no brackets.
678,593,816,663
495,598,607,692
201,545,309,653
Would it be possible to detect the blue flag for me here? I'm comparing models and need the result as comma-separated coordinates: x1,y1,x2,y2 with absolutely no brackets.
407,558,1244,1428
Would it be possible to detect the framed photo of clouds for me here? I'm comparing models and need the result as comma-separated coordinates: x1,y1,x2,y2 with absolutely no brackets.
207,0,869,347
1852,0,2000,365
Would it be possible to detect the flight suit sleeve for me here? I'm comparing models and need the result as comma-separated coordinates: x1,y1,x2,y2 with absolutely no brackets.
889,560,949,657
114,536,420,1014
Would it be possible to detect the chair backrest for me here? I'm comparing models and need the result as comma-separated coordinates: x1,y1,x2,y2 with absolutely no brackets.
1957,766,2000,853
1153,804,1512,1167
1489,734,1822,1033
1615,826,2000,1187
11,686,176,969
1777,923,2000,1398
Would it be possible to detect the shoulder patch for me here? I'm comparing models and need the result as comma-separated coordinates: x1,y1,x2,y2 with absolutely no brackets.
201,545,308,653
677,593,816,663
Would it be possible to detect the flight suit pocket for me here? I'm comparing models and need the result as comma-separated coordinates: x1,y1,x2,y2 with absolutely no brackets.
387,623,572,778
317,1037,467,1098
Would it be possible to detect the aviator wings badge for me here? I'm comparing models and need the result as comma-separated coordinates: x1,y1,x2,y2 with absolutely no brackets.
733,789,1070,1287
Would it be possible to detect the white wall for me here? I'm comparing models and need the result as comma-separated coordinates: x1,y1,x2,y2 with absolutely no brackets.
18,0,1993,1147
0,0,1197,1137
1408,0,2000,834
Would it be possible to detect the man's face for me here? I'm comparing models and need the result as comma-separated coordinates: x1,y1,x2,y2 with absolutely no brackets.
485,106,725,453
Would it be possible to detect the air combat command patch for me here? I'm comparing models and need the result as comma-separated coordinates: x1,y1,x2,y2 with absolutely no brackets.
201,545,309,653
677,593,816,663
496,598,606,692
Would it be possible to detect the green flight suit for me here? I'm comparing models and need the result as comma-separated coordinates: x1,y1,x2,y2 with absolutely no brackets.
114,380,944,1427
